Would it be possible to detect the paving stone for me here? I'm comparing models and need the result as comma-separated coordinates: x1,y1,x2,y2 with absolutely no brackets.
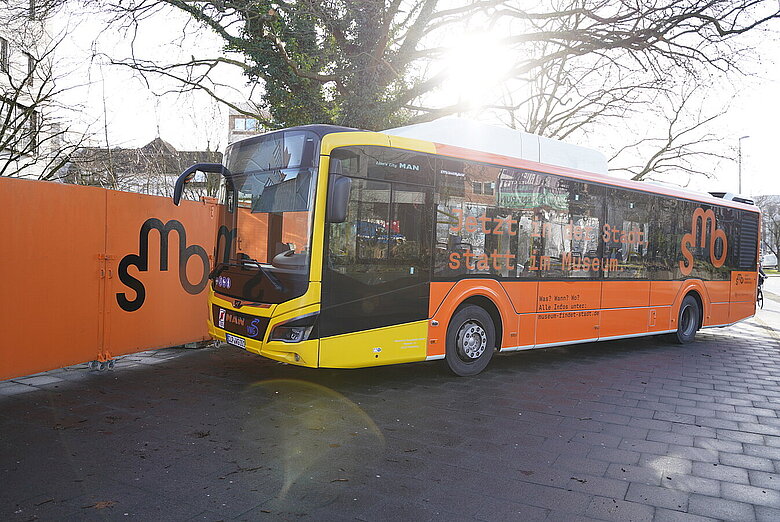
717,429,766,444
688,494,756,520
553,455,609,476
653,411,696,424
696,401,736,412
756,505,780,522
653,507,718,521
638,401,677,413
571,431,622,448
740,422,780,437
716,411,760,423
744,443,780,460
474,499,548,521
665,445,719,463
0,383,37,396
672,424,717,438
564,474,629,498
605,463,662,486
13,375,66,387
695,417,742,430
736,406,778,418
693,436,743,453
648,430,694,446
748,471,780,491
500,482,593,515
721,483,780,508
662,473,721,497
660,397,698,408
719,452,775,472
587,446,641,465
765,435,780,448
585,496,654,521
625,482,689,511
638,455,693,474
628,417,673,432
618,438,668,455
600,423,650,440
692,461,749,484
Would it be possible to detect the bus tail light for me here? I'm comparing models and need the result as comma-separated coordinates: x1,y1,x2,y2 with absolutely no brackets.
269,313,318,343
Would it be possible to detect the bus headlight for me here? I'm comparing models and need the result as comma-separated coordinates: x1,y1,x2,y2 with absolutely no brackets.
269,313,318,343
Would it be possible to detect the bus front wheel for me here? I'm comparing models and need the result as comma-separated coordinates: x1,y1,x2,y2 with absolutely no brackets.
445,305,495,376
674,295,700,344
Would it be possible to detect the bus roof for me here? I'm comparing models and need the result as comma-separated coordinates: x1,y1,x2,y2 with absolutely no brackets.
233,122,758,214
384,117,608,175
380,118,757,214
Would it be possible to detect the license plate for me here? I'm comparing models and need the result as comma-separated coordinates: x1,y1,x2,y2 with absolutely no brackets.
225,333,246,349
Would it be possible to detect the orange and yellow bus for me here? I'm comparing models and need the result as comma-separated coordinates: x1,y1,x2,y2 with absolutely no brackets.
173,122,760,376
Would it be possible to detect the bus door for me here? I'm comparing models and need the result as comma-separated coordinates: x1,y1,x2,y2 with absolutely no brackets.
599,189,651,338
319,147,435,367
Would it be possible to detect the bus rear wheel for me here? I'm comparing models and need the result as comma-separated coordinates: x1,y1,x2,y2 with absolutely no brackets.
445,305,495,376
674,295,700,344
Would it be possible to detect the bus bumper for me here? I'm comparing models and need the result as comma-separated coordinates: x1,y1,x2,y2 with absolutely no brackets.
208,320,319,368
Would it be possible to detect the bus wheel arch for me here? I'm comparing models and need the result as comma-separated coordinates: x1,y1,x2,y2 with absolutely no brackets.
675,292,702,344
688,291,704,330
459,295,503,348
445,298,501,376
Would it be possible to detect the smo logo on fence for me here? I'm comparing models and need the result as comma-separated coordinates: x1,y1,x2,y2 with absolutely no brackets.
679,208,728,276
116,218,210,312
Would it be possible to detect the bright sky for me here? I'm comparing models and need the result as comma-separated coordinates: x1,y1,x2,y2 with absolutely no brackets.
54,5,780,197
726,73,780,197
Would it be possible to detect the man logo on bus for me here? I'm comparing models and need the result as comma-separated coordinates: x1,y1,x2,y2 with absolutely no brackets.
679,208,728,276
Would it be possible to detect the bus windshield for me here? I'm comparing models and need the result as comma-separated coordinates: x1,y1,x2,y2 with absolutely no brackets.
213,130,320,304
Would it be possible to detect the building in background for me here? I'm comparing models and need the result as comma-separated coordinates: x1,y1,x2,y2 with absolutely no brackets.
65,137,222,199
0,0,51,178
228,103,270,144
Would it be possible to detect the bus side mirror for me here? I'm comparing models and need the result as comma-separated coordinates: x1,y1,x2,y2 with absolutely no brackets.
173,163,227,206
327,174,351,223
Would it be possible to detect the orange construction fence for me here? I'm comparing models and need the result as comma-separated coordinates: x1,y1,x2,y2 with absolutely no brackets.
0,178,218,381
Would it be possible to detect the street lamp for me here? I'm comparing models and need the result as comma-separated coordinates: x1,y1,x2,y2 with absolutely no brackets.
738,135,750,194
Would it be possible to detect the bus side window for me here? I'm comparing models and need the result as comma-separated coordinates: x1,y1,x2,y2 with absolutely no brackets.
604,188,649,279
648,196,677,280
538,177,604,280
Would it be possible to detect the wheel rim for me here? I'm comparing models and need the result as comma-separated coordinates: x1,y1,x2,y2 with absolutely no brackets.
680,305,696,336
456,320,487,362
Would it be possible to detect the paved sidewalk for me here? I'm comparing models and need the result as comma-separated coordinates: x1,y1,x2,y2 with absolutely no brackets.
2,312,780,521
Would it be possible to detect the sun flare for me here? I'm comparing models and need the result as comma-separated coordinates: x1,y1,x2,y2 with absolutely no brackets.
440,32,515,108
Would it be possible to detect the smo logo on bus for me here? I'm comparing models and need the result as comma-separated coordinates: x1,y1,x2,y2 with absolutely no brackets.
679,208,728,276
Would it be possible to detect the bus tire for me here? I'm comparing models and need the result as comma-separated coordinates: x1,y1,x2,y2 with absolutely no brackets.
445,305,495,376
674,295,700,344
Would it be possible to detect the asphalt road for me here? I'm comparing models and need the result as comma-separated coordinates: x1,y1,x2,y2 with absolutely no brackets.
2,295,780,521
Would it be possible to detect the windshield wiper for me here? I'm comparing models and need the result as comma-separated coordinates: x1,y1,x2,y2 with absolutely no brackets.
208,257,285,292
238,254,285,291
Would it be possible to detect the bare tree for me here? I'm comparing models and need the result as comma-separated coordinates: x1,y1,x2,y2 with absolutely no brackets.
605,83,732,182
0,0,92,180
491,44,667,139
755,195,780,259
92,0,780,130
475,6,752,183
